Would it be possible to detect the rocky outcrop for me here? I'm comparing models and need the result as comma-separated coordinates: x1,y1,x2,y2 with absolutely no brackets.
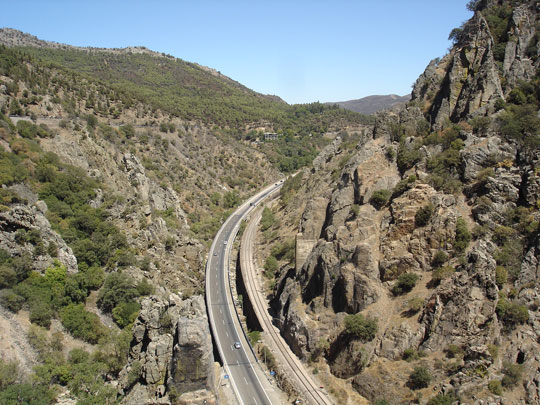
412,13,505,127
0,202,77,273
419,240,500,350
119,294,215,405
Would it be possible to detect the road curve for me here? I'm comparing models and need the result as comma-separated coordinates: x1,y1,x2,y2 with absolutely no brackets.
240,207,334,405
205,181,284,405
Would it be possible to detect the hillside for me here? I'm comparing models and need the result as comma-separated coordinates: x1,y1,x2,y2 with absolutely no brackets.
262,0,540,403
0,28,373,131
327,94,411,115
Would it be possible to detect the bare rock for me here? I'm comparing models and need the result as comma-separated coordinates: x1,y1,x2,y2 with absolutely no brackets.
0,203,77,273
120,294,215,404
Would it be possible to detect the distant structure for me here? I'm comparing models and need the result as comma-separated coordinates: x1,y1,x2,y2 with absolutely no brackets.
264,132,279,141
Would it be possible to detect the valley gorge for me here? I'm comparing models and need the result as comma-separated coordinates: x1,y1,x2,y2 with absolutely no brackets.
0,0,540,404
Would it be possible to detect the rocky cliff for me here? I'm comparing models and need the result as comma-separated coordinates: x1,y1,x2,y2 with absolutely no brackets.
267,1,540,403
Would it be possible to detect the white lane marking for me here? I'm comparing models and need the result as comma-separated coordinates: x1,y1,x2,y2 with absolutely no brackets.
244,377,248,384
226,331,228,337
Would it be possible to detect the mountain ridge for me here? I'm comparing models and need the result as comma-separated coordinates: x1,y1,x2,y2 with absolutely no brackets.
326,93,411,115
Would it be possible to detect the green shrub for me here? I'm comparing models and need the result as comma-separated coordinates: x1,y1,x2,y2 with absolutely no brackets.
264,256,278,276
408,366,431,389
415,204,433,227
397,142,421,173
403,348,426,362
488,379,503,395
0,357,19,390
0,289,25,312
495,266,507,288
136,278,154,296
344,313,377,341
60,303,106,343
0,383,54,405
369,189,391,209
432,250,448,267
112,301,141,328
97,272,139,313
454,218,471,252
488,344,499,359
0,265,17,289
260,207,276,231
392,273,419,295
496,297,529,326
29,300,53,328
427,393,458,405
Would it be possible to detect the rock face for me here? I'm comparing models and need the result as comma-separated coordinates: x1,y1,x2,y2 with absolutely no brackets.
0,202,77,273
119,294,215,404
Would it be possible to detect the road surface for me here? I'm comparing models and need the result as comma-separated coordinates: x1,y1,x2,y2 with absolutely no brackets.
206,181,284,405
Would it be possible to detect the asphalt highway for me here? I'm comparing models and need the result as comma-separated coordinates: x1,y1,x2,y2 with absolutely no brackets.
205,181,284,405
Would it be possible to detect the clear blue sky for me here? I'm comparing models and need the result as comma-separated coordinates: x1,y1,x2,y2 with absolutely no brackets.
1,1,472,104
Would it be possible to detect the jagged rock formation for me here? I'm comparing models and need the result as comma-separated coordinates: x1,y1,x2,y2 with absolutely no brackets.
267,1,540,402
118,294,215,404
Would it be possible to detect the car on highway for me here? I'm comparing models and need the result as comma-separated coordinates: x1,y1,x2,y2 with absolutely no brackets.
234,342,241,349
213,252,217,256
223,241,227,245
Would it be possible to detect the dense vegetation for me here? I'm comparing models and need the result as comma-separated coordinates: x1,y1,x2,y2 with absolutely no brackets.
16,46,372,131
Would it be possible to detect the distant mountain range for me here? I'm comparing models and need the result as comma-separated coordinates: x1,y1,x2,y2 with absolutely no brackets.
326,94,411,115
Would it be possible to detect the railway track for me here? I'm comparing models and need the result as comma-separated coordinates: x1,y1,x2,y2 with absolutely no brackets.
240,207,333,405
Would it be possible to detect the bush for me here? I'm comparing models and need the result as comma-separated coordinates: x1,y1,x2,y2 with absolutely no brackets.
112,301,140,328
408,366,431,389
397,142,421,173
403,348,426,362
432,250,448,267
415,204,433,227
392,273,419,295
0,383,54,405
0,265,17,289
496,297,529,326
427,393,458,405
369,189,391,209
344,313,377,341
97,272,139,313
0,289,25,312
60,303,106,343
29,300,52,328
0,358,19,390
264,256,278,276
488,379,503,395
260,207,276,231
495,266,507,288
454,218,471,252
